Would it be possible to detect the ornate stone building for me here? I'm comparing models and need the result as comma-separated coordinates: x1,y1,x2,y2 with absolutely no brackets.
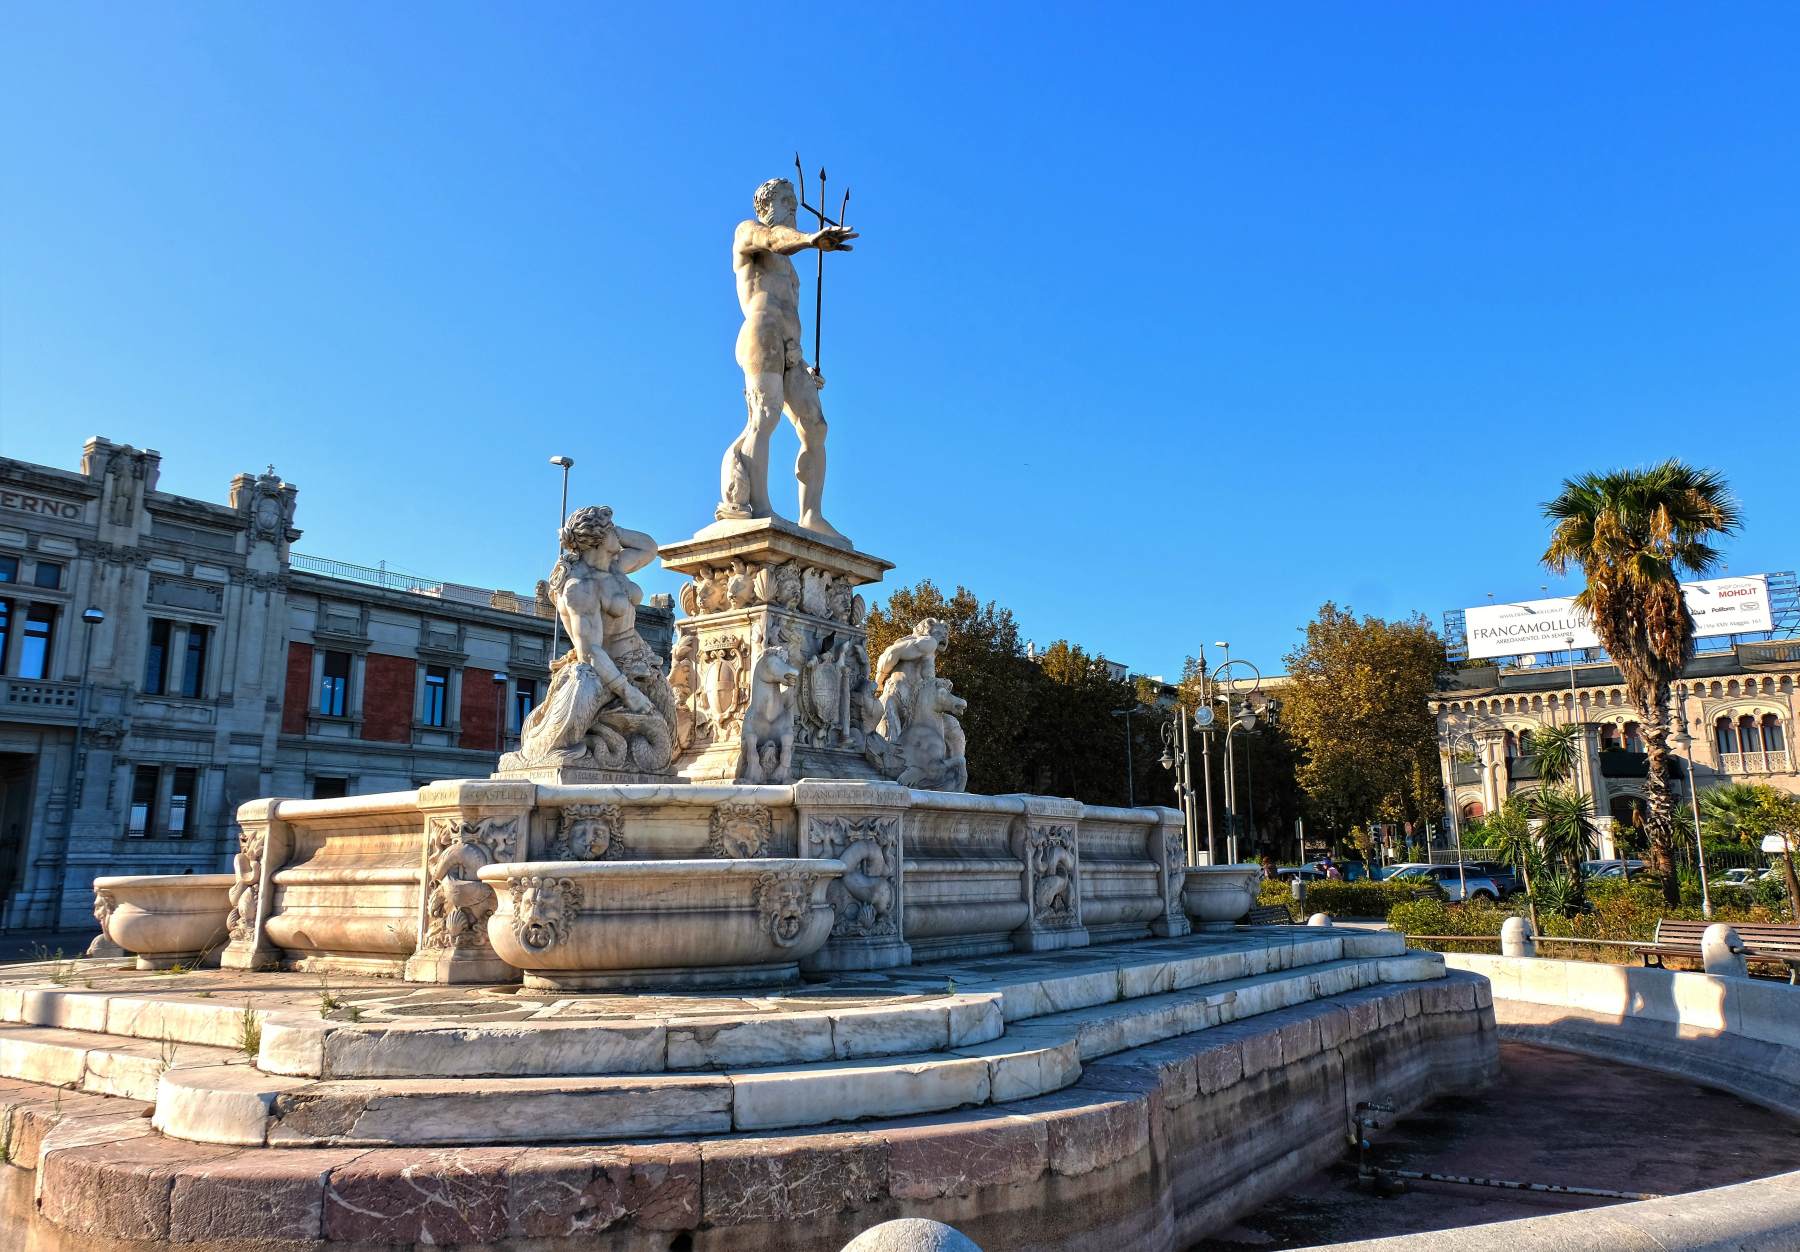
0,438,670,928
1433,642,1799,854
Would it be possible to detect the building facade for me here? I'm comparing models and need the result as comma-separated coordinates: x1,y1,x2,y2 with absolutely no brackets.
1433,643,1799,855
0,439,670,929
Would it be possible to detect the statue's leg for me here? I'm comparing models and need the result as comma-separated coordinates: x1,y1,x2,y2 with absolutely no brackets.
784,367,845,542
719,373,786,520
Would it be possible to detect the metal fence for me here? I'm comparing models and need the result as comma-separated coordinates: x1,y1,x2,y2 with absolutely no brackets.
291,552,551,617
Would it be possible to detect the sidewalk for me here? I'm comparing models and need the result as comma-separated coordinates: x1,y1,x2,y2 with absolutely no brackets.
0,930,101,964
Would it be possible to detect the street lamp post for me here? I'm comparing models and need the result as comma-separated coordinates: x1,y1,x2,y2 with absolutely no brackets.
1671,704,1713,920
1199,645,1263,866
41,607,105,930
547,456,574,662
1442,727,1484,902
1157,711,1200,863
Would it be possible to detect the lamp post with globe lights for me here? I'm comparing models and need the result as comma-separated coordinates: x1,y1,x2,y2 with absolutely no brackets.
1195,644,1264,867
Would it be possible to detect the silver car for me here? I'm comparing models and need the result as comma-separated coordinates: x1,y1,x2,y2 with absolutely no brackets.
1387,864,1502,903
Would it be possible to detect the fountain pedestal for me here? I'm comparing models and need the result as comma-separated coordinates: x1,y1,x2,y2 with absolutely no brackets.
661,517,895,785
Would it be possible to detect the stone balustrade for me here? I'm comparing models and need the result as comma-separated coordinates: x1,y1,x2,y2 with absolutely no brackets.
217,779,1187,983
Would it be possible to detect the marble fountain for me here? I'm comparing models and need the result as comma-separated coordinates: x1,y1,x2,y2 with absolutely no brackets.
0,171,1497,1251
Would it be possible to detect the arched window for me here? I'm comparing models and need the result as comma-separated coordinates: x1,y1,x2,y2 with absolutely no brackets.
1739,715,1762,755
1601,724,1621,751
1763,714,1786,753
1517,729,1535,758
1460,800,1485,821
1503,730,1518,759
1623,721,1644,753
1716,716,1738,755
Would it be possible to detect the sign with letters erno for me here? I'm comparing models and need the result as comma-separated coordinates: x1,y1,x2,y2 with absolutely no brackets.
1463,575,1772,660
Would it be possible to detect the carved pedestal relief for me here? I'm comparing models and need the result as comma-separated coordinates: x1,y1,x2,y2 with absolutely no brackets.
1150,823,1191,938
709,803,772,858
420,816,520,953
221,809,285,971
550,804,624,861
804,814,901,939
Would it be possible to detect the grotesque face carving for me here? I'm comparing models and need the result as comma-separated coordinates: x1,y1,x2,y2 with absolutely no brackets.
511,876,580,952
755,871,816,948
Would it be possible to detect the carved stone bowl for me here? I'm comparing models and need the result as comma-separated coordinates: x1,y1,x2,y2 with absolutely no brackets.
478,858,847,990
92,874,235,969
1181,866,1264,932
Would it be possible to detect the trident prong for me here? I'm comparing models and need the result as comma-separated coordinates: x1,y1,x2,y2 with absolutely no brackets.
791,153,851,376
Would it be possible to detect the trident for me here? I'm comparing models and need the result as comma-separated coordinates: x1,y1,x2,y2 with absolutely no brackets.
794,152,850,376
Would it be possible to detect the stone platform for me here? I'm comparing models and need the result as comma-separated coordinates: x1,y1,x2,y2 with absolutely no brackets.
0,925,1497,1250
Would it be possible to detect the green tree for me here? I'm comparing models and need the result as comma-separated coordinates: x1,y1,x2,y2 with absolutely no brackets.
1475,796,1542,932
1699,783,1800,917
1529,787,1600,910
1277,603,1447,841
1541,461,1742,905
1698,781,1772,846
865,580,1159,806
1526,723,1584,788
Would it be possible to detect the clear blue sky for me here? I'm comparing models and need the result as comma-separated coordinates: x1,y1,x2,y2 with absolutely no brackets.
4,4,1795,678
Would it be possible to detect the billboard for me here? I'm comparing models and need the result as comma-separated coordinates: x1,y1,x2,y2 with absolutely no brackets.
1463,574,1772,660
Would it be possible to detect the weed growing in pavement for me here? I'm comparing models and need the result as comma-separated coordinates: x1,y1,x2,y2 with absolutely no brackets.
238,1003,262,1059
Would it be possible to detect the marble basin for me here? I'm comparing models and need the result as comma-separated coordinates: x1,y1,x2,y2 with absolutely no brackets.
92,874,235,969
478,857,847,990
1182,866,1264,932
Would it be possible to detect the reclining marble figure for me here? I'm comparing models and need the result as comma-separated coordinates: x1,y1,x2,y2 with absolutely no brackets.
502,505,678,775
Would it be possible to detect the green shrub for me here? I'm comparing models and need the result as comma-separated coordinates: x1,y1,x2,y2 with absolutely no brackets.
1257,878,1291,908
1298,879,1427,919
1386,898,1514,953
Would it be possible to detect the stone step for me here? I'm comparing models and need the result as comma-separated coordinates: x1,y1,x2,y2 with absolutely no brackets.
0,1022,243,1102
0,927,1410,1081
150,948,1446,1147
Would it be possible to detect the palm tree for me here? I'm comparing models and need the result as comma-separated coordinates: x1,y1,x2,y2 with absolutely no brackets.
1542,461,1742,905
1527,723,1584,789
1698,781,1769,846
1481,796,1542,933
1531,787,1600,910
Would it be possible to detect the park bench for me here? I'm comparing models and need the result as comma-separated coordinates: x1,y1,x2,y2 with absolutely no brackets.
1640,918,1800,984
1245,904,1293,925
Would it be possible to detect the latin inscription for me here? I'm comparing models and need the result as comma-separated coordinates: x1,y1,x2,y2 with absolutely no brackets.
0,490,83,520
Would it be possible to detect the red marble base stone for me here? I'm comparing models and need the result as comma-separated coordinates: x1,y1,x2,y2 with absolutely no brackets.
0,974,1497,1251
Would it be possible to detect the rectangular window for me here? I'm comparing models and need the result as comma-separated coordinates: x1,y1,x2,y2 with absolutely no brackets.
311,776,349,800
422,665,449,727
0,598,9,672
19,605,55,679
168,767,198,836
180,625,210,698
319,650,352,717
145,620,173,694
32,561,63,590
0,556,15,582
512,679,538,730
127,765,159,837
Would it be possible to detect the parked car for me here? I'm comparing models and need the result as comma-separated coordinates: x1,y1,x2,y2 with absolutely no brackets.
1374,863,1430,881
1276,865,1327,883
1461,860,1522,897
1387,864,1503,903
1582,859,1648,880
